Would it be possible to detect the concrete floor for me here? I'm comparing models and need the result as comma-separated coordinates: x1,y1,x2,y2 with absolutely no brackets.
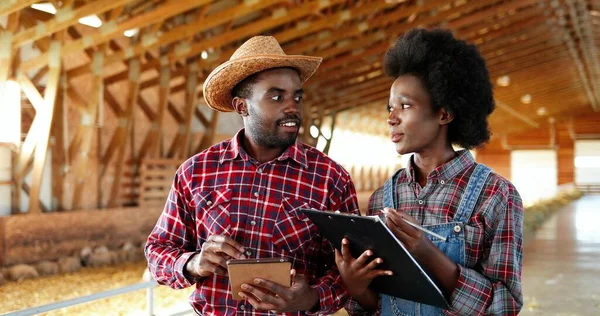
521,195,600,315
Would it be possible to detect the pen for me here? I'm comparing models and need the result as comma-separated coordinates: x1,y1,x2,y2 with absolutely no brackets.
381,208,447,242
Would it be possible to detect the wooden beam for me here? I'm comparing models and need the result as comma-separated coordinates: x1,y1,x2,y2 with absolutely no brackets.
180,65,198,158
107,58,140,207
0,0,38,17
21,0,213,72
50,73,67,211
0,31,13,97
150,65,170,158
72,52,103,209
94,0,282,75
91,0,344,87
13,0,136,48
196,111,219,153
29,42,62,214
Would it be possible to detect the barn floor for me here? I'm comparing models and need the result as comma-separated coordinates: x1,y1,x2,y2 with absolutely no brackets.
0,260,348,315
0,261,192,315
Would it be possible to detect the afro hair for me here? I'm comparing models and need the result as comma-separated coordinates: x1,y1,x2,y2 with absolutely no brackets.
384,28,495,149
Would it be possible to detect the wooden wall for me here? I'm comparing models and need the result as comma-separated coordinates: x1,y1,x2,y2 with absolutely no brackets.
0,206,163,266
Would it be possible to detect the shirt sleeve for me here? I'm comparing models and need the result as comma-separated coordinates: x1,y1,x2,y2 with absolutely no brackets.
309,171,361,315
449,183,524,315
144,165,199,289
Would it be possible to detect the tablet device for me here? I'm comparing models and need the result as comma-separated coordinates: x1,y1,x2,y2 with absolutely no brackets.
300,209,449,309
227,258,291,300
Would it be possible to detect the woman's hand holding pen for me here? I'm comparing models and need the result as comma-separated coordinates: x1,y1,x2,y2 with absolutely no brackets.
334,238,392,309
383,208,431,259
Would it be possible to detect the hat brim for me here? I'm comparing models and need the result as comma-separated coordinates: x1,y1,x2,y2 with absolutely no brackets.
203,54,322,112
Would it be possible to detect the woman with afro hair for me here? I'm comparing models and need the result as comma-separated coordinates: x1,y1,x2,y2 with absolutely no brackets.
335,28,524,315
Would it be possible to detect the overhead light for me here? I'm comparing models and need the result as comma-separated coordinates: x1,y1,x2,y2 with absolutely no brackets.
496,75,510,87
201,50,208,60
536,107,547,116
521,94,532,104
31,2,57,14
123,28,139,38
591,10,600,17
78,15,103,28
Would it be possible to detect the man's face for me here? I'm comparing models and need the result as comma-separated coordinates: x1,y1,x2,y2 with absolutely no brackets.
243,68,304,149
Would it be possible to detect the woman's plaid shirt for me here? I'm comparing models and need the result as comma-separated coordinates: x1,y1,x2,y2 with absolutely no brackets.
346,150,523,315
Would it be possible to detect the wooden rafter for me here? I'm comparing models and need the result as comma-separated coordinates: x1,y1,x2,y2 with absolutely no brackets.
20,0,214,72
13,0,136,48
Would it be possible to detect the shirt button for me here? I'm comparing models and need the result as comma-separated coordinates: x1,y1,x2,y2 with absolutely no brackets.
250,220,256,226
254,192,259,197
206,200,212,206
418,200,424,205
257,168,263,174
453,225,461,233
440,180,445,184
245,249,252,257
239,304,245,311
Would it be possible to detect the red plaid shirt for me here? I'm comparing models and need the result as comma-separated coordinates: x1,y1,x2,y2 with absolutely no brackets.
346,150,523,315
145,129,360,315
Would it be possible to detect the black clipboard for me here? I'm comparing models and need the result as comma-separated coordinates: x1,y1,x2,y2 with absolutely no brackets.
300,208,450,309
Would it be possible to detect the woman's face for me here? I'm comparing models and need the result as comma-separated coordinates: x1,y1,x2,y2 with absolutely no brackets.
387,74,444,155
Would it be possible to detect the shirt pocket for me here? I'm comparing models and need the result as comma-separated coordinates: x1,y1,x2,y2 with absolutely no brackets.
272,197,317,256
463,223,485,267
193,188,232,236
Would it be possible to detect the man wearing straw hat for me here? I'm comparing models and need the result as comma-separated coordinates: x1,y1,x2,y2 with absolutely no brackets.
145,36,360,315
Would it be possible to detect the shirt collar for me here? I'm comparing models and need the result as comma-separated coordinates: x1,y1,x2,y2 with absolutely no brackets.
405,150,475,183
220,128,308,169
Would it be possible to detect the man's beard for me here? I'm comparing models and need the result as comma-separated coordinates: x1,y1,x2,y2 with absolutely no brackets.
247,114,300,149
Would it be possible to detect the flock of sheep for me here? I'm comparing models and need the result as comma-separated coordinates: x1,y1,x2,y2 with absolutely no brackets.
0,241,145,285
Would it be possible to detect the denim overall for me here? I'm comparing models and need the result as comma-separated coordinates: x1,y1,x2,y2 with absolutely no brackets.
380,164,491,316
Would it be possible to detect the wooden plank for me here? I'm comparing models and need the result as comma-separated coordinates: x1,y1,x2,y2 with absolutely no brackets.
29,42,62,214
72,52,103,209
22,0,213,72
180,65,198,158
13,0,136,48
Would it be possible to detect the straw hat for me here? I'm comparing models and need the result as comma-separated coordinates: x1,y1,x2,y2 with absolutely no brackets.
203,36,322,112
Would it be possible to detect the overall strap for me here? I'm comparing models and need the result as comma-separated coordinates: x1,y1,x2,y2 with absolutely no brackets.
383,169,404,209
454,164,492,223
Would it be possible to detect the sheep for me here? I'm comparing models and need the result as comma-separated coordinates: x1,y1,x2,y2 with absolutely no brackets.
7,264,39,282
119,241,145,263
82,246,112,267
57,256,82,274
34,260,59,276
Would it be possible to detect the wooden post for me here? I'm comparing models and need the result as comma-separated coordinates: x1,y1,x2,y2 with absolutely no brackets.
556,122,575,185
29,42,62,214
180,64,198,158
72,52,103,209
51,74,67,211
108,58,140,207
322,111,337,155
